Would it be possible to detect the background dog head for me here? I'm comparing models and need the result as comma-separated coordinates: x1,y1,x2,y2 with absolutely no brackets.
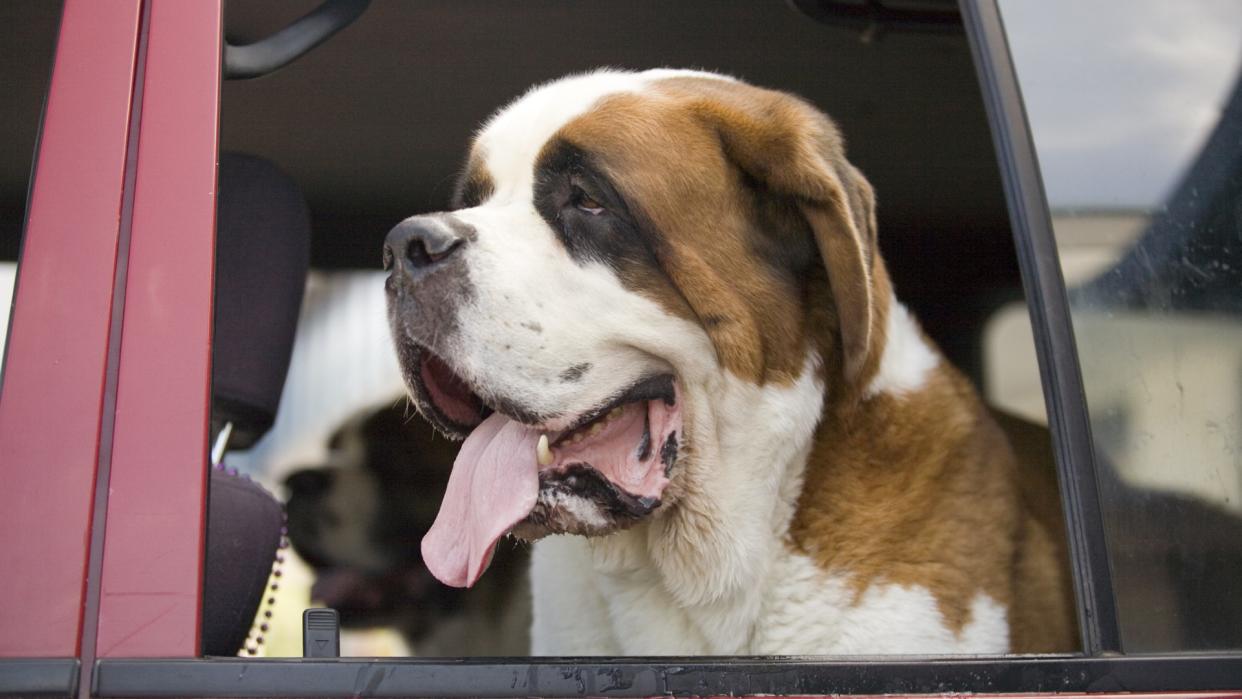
283,402,527,646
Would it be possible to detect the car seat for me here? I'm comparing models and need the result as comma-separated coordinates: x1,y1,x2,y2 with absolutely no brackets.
201,152,310,656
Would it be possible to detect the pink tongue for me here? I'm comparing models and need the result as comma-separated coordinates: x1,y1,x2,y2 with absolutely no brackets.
421,412,539,588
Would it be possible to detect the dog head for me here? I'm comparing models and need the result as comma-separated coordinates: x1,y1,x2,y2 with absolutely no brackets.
283,403,461,628
284,402,529,635
385,69,890,588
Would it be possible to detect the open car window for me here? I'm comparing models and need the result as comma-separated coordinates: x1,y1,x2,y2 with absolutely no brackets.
211,0,1053,662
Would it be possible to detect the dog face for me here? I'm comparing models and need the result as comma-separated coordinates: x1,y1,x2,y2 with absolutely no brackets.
283,405,456,624
285,405,452,574
385,69,889,588
283,403,530,644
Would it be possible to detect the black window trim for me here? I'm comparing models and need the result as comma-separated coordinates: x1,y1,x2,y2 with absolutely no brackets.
88,655,1242,697
958,0,1121,655
0,659,79,698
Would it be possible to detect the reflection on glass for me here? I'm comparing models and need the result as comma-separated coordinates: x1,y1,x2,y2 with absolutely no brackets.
1000,0,1242,651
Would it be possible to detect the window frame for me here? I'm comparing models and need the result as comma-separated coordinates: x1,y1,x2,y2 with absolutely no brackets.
4,0,1242,697
0,0,144,662
957,0,1121,656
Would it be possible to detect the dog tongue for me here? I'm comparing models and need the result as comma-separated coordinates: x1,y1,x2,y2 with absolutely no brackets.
421,411,539,588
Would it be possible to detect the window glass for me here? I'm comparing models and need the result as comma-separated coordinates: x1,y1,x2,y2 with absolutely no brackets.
999,0,1242,651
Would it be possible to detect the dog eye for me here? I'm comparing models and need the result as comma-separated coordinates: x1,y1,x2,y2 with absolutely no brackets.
571,185,605,216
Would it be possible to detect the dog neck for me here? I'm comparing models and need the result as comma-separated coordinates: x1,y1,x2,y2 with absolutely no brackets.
581,291,924,652
585,352,826,652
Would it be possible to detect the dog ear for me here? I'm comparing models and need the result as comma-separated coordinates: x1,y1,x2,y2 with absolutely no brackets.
798,164,878,381
683,84,882,381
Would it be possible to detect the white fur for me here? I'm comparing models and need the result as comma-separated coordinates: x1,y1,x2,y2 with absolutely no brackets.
540,490,610,531
447,199,715,431
536,355,827,654
865,298,939,398
475,71,652,201
423,69,1007,656
474,69,734,203
534,525,1011,656
420,69,740,433
755,553,1007,655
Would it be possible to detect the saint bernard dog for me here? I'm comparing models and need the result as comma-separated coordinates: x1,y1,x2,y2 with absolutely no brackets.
383,69,1077,655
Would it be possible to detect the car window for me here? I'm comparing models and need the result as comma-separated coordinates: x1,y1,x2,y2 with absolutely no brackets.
211,1,1053,659
997,0,1242,652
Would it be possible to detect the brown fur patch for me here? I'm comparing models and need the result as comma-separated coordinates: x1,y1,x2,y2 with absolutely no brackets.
991,410,1079,652
790,361,1077,652
550,78,885,388
452,151,495,209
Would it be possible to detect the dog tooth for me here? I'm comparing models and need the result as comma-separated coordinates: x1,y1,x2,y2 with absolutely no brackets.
590,422,603,436
537,434,553,466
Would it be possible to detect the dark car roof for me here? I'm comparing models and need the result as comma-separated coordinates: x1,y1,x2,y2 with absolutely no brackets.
3,1,1008,271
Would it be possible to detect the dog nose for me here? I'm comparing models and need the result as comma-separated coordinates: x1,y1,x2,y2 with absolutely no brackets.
383,217,465,276
285,469,335,499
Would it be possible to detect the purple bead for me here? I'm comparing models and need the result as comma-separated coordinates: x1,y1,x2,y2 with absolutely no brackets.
263,610,272,618
270,583,279,591
267,597,275,605
260,623,269,632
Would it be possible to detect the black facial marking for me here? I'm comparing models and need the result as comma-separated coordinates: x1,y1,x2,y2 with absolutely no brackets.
741,171,818,282
533,140,660,271
660,431,678,475
559,362,591,383
392,342,480,440
384,217,476,384
481,390,555,428
636,418,652,462
536,464,660,523
557,374,674,437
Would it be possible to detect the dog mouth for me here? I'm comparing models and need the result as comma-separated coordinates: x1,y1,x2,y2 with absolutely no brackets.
408,344,683,588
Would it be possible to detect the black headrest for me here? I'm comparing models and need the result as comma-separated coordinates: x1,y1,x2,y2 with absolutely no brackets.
202,466,285,656
212,152,310,449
